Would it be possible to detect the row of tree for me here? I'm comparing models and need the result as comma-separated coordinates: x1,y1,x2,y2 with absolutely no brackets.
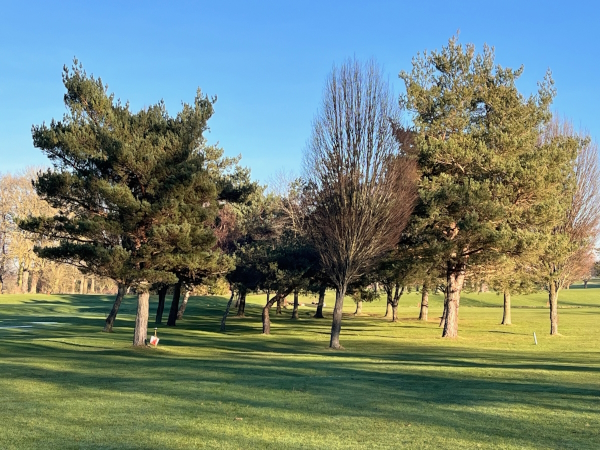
0,170,117,294
19,38,600,348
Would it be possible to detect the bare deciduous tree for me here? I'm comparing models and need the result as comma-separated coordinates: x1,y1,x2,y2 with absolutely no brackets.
540,119,600,334
303,59,417,349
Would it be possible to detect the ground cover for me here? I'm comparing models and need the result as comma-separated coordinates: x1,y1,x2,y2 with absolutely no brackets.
1,286,599,449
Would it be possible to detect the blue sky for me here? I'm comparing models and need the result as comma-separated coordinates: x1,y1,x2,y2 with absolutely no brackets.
1,1,598,182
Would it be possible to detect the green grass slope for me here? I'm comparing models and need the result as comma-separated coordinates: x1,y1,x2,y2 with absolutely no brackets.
1,286,599,449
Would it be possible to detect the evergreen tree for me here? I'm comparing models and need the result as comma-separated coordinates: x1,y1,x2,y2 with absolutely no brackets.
400,37,575,337
21,61,219,345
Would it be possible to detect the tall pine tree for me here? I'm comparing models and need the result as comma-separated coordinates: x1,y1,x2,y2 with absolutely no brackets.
400,37,575,337
22,61,219,345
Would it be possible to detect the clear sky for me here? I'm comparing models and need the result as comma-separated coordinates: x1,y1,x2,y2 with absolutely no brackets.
1,1,598,183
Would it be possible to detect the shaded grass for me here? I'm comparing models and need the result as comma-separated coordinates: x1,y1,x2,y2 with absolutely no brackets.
1,288,599,449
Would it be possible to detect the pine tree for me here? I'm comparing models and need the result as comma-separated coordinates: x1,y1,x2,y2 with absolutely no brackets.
400,37,575,337
21,61,219,345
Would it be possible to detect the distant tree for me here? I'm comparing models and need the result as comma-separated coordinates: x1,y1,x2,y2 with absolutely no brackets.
304,59,417,348
400,37,575,337
486,253,539,325
376,248,416,322
537,120,600,334
349,282,380,316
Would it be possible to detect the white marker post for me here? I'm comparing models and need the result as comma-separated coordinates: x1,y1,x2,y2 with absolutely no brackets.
533,332,537,345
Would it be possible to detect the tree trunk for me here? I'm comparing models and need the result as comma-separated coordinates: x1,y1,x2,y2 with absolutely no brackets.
90,277,95,294
276,296,283,314
549,281,559,335
501,289,512,325
236,291,246,317
29,272,38,294
384,288,392,317
439,288,448,327
291,290,299,319
220,290,235,332
133,289,150,346
103,283,127,332
354,301,363,315
391,284,403,322
329,286,346,349
262,292,282,334
70,278,76,294
21,270,29,293
16,264,23,288
442,262,466,338
314,285,325,318
155,285,168,324
79,277,84,294
391,301,399,321
177,290,191,320
419,284,429,321
167,280,183,326
584,280,588,288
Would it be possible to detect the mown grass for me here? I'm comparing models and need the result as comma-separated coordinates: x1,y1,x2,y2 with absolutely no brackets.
1,284,599,449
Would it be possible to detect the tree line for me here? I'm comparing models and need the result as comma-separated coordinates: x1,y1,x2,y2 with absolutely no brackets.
17,38,600,347
0,169,117,294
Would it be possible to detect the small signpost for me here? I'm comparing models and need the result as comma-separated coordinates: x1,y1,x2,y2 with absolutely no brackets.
150,327,160,347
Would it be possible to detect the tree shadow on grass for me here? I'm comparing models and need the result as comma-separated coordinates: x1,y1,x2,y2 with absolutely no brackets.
2,336,600,449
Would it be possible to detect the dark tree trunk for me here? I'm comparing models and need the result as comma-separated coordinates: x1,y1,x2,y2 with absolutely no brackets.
391,283,403,322
167,280,183,326
384,288,392,317
155,285,168,324
442,262,466,338
314,285,326,318
133,290,150,346
220,290,235,332
262,292,281,334
177,290,191,320
329,286,346,349
584,280,589,288
501,289,512,325
103,283,127,332
549,281,559,335
439,288,448,327
236,291,246,317
291,290,299,319
354,301,363,315
276,296,283,314
419,284,429,321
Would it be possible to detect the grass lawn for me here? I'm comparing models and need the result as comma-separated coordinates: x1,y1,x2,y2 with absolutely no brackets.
1,284,600,449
